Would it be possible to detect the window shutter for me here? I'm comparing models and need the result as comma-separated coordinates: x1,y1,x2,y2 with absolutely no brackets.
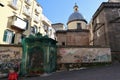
11,34,15,43
3,30,7,42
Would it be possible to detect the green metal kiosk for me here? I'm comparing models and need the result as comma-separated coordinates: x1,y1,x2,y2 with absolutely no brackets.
21,33,57,75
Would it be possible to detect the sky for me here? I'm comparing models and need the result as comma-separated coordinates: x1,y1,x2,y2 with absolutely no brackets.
37,0,108,26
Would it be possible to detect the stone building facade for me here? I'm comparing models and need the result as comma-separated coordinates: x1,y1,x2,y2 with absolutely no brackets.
91,2,120,61
55,3,111,70
56,30,89,46
56,3,112,66
56,4,89,46
52,23,65,31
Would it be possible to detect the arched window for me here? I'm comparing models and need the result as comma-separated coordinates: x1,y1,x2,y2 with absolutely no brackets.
77,23,82,30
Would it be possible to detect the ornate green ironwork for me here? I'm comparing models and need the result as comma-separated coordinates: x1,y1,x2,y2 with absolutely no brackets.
20,33,57,75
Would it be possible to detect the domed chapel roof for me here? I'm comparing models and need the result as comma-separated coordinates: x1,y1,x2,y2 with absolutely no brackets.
67,3,87,24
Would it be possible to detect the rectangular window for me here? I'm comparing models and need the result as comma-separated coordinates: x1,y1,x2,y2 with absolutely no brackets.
12,0,18,6
3,30,14,44
31,26,38,34
77,23,81,30
62,42,65,46
23,5,31,16
26,0,30,2
26,6,30,12
9,0,18,10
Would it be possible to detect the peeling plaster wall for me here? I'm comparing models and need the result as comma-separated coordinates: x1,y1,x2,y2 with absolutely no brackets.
57,47,111,63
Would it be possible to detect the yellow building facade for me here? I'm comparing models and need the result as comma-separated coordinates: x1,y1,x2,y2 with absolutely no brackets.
0,0,52,44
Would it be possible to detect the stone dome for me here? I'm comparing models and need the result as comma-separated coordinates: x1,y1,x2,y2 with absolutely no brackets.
67,4,87,24
68,12,84,22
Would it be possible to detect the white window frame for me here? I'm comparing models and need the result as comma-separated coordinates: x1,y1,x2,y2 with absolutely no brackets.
31,26,38,34
3,30,13,43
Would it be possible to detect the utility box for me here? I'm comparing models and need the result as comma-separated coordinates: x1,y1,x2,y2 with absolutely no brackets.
21,33,57,75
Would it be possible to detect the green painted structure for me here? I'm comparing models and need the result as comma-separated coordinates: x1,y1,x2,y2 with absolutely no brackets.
20,33,57,75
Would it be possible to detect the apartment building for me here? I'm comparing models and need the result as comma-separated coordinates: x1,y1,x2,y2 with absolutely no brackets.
0,0,54,44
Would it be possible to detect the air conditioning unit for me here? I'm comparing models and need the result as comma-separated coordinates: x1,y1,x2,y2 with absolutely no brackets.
12,16,27,30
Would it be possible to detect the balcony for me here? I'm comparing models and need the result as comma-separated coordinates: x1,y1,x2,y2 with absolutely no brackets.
8,1,18,10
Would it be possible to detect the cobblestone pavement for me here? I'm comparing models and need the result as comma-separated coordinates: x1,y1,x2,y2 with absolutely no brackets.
1,63,120,80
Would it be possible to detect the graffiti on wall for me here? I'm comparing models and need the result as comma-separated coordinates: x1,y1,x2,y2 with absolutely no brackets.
57,48,111,63
0,47,22,73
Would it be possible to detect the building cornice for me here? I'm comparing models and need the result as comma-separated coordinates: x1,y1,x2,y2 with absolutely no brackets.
93,2,120,20
67,19,87,25
58,45,110,48
52,23,64,25
56,29,89,33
